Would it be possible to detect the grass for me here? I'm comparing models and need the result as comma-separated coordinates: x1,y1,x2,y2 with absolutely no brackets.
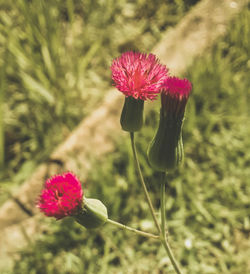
1,0,250,273
0,0,198,201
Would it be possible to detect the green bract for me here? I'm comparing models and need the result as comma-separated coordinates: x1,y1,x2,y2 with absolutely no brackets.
120,97,144,132
74,198,108,229
147,109,184,172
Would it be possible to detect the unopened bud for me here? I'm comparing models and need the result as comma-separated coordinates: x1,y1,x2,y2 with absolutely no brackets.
120,96,144,132
74,198,108,229
147,76,191,173
148,109,184,172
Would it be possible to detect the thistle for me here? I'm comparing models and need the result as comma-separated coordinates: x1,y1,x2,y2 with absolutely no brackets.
37,172,108,229
111,51,168,132
148,76,192,172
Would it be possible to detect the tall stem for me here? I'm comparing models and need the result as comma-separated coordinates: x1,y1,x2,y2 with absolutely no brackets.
129,132,182,273
130,132,161,234
160,173,166,240
107,219,159,240
160,173,182,274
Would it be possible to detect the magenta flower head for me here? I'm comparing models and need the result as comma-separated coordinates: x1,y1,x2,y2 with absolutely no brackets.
111,51,168,101
38,172,83,219
111,51,168,132
148,76,192,172
161,76,191,117
37,172,108,229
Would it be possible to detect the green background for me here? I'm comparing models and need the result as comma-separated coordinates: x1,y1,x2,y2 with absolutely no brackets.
0,0,249,273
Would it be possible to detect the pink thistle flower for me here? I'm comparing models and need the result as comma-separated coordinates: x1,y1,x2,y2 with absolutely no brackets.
37,172,83,219
161,76,192,117
111,51,168,100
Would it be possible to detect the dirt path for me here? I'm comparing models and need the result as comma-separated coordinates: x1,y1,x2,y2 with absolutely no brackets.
0,0,247,270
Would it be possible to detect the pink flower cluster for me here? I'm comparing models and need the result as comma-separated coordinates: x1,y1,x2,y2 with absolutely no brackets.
37,172,83,219
161,76,192,116
111,51,192,106
162,76,192,99
111,51,168,100
37,52,193,221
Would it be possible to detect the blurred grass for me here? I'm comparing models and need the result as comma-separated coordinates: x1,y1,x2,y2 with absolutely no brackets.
0,0,198,189
1,0,250,273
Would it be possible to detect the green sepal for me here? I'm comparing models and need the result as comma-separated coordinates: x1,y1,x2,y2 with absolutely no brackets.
147,109,184,172
120,96,144,132
74,198,108,229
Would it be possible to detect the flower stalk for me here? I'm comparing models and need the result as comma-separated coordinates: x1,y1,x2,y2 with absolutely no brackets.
160,172,166,240
160,173,182,274
130,135,182,273
130,132,162,234
107,219,159,240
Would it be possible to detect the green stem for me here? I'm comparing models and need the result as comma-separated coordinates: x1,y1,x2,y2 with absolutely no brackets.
130,132,161,234
161,240,182,274
160,173,166,240
107,219,159,240
160,174,182,274
129,132,182,273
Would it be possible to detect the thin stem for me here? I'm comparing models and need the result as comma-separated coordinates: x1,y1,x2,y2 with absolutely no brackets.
130,132,161,234
160,172,166,240
129,132,182,273
161,240,182,274
160,174,182,274
107,218,159,240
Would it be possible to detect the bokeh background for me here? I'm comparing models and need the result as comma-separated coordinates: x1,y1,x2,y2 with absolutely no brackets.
0,0,250,273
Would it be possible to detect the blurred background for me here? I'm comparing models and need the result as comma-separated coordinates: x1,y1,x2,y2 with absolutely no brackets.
0,0,250,273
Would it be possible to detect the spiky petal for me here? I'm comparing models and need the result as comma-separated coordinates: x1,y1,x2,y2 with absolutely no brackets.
111,51,168,101
37,172,83,219
161,76,192,117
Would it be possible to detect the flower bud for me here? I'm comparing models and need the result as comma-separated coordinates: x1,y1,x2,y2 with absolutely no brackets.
74,198,108,229
120,96,144,132
148,109,184,172
147,77,191,172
